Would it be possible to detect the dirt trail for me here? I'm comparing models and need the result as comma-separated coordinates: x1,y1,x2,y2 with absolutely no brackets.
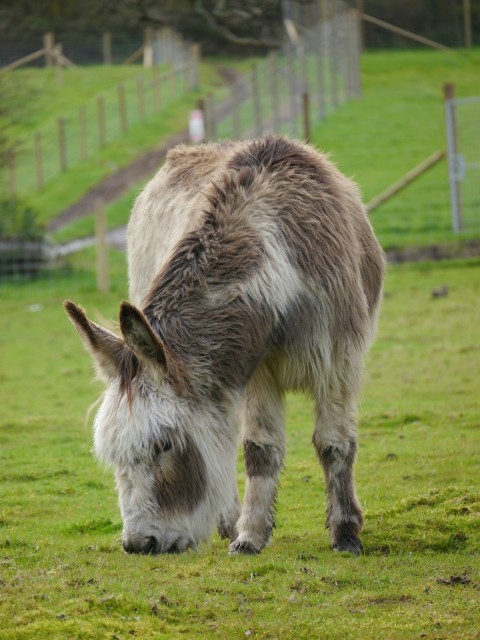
48,130,188,232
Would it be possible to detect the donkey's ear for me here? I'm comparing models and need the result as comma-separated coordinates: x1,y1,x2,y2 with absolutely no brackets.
64,300,126,381
118,302,167,368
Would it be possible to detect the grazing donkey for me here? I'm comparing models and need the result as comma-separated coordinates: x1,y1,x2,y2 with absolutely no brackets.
65,136,385,556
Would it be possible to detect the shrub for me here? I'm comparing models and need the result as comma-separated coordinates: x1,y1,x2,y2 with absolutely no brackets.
0,199,44,240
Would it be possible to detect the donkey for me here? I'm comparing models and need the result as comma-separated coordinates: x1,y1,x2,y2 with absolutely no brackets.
65,136,385,556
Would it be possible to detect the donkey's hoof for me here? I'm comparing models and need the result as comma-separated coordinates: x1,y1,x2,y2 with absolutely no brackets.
333,536,363,556
229,539,261,555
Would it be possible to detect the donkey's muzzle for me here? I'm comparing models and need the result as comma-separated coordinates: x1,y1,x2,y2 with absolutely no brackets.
122,535,185,554
123,535,158,555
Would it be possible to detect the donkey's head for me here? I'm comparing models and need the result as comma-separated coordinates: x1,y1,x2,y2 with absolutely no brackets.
65,301,238,554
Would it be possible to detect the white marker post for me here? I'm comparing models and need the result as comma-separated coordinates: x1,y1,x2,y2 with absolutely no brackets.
189,109,205,144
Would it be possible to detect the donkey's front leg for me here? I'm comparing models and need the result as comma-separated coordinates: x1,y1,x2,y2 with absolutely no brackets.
229,367,284,555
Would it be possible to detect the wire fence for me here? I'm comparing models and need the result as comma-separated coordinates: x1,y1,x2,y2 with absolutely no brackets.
445,94,480,234
207,11,360,143
0,27,191,68
1,48,199,201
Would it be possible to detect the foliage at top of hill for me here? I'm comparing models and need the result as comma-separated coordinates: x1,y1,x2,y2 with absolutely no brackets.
1,0,479,54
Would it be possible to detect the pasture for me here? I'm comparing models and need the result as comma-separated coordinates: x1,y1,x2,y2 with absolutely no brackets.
1,257,479,638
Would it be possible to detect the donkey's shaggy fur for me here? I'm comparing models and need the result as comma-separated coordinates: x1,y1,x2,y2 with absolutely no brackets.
65,136,385,555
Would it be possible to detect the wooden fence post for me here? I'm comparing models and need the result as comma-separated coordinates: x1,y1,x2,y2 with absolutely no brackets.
204,94,216,141
54,44,63,86
143,27,154,68
232,80,241,139
352,10,362,98
152,71,161,111
183,62,190,93
95,203,109,293
43,32,54,67
315,23,326,119
102,32,112,64
330,1,339,109
302,92,311,143
97,96,106,147
79,107,87,160
58,118,67,171
190,43,201,91
118,83,127,132
136,76,145,119
287,51,298,138
366,150,446,213
7,148,16,199
34,133,43,190
269,53,280,133
169,69,176,99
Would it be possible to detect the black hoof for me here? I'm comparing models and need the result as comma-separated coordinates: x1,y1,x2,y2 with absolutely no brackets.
333,536,363,556
229,539,261,555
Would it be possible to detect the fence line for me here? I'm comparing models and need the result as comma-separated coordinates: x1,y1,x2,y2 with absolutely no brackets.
1,53,200,200
1,27,196,71
203,9,361,145
444,83,480,233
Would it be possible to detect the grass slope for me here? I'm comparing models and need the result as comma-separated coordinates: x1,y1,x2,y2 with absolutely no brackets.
1,258,479,638
312,48,480,249
2,59,247,226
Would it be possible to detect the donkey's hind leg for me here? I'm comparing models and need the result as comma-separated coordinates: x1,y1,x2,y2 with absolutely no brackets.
312,375,364,555
229,364,285,555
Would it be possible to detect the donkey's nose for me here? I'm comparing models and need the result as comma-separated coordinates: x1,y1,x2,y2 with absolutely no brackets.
123,535,158,554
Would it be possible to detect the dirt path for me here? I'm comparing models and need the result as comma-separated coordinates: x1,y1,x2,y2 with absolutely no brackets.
47,130,189,232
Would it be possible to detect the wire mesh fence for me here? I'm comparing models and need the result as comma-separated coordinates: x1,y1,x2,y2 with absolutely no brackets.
206,10,360,143
1,53,199,201
445,95,480,234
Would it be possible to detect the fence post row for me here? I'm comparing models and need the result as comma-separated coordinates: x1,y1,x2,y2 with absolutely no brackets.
1,17,365,200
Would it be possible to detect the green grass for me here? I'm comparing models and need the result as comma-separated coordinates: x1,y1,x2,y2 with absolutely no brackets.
1,258,479,638
312,48,480,249
50,48,480,249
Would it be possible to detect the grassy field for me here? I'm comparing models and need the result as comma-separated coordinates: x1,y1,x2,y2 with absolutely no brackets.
311,48,480,249
1,257,479,639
